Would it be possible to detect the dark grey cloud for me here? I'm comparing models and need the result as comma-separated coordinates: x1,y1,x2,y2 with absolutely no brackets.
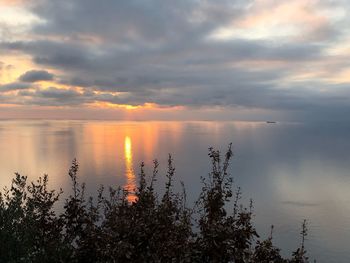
19,70,54,82
35,87,80,99
18,87,86,106
0,82,33,92
30,0,245,45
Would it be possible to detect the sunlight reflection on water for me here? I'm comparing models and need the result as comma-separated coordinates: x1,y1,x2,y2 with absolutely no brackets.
124,135,136,202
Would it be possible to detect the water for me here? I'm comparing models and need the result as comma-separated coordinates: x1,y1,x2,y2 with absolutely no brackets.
0,120,349,262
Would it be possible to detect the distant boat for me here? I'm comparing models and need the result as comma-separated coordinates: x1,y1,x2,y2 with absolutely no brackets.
266,121,276,124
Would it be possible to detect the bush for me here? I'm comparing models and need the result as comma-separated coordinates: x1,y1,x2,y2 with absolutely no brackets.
0,145,310,262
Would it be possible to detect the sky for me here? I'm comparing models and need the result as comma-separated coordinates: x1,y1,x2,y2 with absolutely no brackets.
0,0,350,121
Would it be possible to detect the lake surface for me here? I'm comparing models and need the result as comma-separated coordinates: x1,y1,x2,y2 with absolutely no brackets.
0,120,349,262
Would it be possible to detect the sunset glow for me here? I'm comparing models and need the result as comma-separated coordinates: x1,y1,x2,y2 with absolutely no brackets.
1,2,350,261
0,0,349,121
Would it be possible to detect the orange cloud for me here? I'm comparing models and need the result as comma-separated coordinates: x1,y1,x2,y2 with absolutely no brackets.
239,1,327,28
1,0,24,5
211,0,332,41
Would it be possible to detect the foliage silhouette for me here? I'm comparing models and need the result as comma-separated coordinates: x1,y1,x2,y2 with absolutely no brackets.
0,145,311,262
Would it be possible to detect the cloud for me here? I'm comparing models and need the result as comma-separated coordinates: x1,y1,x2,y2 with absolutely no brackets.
35,87,79,99
17,87,86,106
0,0,349,120
19,69,54,82
0,82,32,92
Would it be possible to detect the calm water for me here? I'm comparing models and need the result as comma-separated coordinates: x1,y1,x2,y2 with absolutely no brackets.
0,120,349,262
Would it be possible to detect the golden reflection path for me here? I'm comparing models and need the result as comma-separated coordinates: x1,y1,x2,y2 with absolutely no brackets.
124,136,137,202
